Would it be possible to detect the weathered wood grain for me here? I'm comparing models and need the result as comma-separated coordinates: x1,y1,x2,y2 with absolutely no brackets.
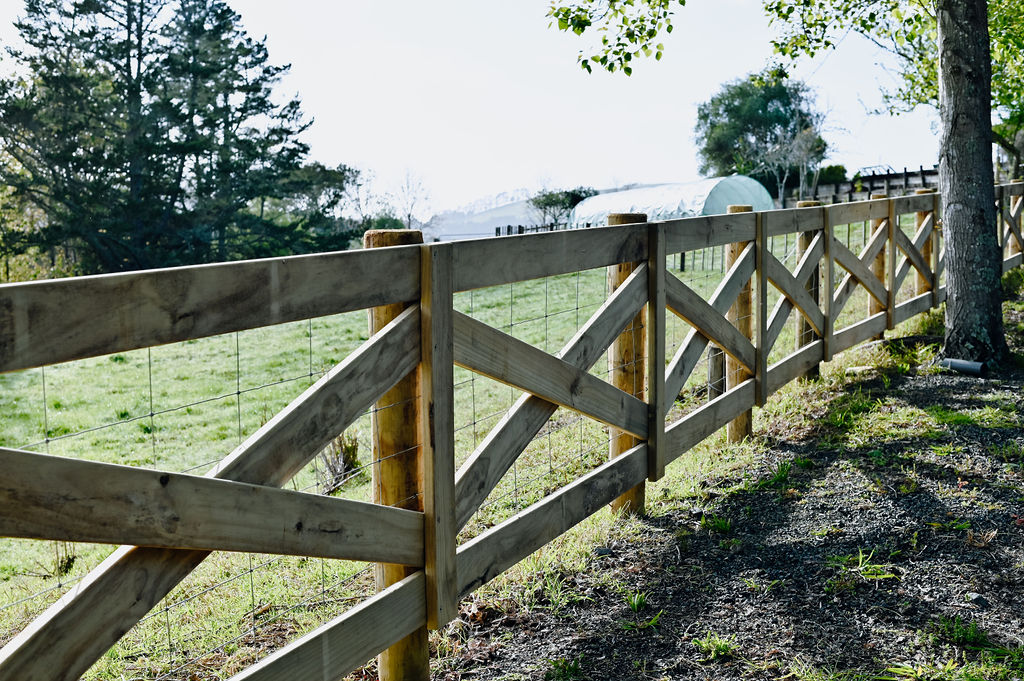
453,265,648,530
1005,252,1024,273
363,231,429,680
895,212,934,293
231,572,426,681
764,233,824,352
457,444,648,598
664,243,755,401
823,213,835,361
893,292,934,326
663,379,756,465
828,198,889,226
762,205,824,237
0,246,421,374
665,275,755,373
451,224,646,292
647,224,667,481
419,244,457,630
831,237,889,308
453,312,649,438
832,224,888,318
0,448,424,565
892,193,935,214
765,341,824,397
0,308,422,681
892,227,932,294
663,213,756,253
831,312,888,355
764,251,825,336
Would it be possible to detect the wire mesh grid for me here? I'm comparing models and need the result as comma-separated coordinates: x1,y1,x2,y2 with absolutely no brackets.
0,308,422,679
453,267,618,541
830,217,876,335
665,244,729,418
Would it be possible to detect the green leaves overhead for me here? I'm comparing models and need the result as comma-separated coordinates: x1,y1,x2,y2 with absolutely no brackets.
547,0,682,74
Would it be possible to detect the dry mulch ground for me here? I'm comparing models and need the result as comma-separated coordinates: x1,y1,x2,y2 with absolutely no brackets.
438,302,1024,680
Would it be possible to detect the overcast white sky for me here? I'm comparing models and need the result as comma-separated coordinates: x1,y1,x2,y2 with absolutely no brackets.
0,1,940,217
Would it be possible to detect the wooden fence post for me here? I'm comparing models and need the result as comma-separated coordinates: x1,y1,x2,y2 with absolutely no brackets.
363,229,430,681
1010,179,1023,258
647,223,666,482
796,200,822,379
607,212,647,515
869,193,888,340
726,205,753,443
915,189,936,297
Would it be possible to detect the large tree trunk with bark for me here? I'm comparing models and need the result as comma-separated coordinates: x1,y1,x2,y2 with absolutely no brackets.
937,0,1007,364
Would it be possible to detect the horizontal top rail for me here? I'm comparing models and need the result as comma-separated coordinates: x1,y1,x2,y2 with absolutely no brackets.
892,192,936,214
451,222,647,291
662,212,756,252
827,197,890,227
0,183,1015,375
996,181,1024,198
762,205,824,237
0,246,421,373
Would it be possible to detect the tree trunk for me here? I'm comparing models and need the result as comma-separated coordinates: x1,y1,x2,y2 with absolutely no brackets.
937,0,1007,363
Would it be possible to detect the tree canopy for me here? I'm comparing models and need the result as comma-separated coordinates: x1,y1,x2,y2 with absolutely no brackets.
695,71,827,204
0,0,376,274
529,186,598,225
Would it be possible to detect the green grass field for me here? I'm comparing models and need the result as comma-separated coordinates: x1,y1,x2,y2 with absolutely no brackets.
0,216,934,678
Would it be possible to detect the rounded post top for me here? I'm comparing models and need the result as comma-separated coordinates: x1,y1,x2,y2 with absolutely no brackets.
363,229,424,248
607,213,648,226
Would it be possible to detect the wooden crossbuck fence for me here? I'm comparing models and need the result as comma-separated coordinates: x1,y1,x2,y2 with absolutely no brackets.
1,183,1022,681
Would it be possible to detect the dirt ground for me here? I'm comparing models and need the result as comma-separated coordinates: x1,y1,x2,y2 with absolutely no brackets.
437,302,1024,681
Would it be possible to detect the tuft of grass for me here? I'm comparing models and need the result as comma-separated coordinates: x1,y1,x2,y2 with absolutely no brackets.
1002,266,1024,300
692,631,737,661
700,513,732,534
826,548,897,584
620,609,663,631
742,577,784,594
758,461,792,488
544,655,585,681
930,614,988,648
624,590,647,612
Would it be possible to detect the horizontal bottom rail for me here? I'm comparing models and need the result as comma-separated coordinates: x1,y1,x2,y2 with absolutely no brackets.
832,312,888,355
894,292,934,327
765,341,824,397
665,379,756,463
230,572,426,681
456,443,649,599
1005,252,1023,273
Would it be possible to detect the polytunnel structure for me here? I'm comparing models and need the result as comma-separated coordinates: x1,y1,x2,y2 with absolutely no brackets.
569,175,774,226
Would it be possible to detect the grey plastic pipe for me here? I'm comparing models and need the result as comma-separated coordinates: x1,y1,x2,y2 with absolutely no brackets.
937,358,987,377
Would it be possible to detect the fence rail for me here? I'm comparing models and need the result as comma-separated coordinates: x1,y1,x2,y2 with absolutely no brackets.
1,182,1023,681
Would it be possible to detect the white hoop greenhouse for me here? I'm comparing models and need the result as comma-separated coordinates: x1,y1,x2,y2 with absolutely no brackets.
569,175,774,227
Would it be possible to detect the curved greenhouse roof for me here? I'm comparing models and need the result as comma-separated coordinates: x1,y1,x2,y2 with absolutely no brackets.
569,175,774,227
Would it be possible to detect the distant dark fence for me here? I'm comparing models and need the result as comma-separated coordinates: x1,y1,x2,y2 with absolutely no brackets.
494,223,565,236
784,166,940,208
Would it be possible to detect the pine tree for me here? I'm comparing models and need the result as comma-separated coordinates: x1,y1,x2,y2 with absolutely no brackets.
0,0,313,272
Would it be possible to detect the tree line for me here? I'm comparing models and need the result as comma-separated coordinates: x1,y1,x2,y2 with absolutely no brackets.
0,0,404,279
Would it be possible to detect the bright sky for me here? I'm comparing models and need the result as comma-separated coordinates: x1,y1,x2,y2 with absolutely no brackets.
1,1,940,217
